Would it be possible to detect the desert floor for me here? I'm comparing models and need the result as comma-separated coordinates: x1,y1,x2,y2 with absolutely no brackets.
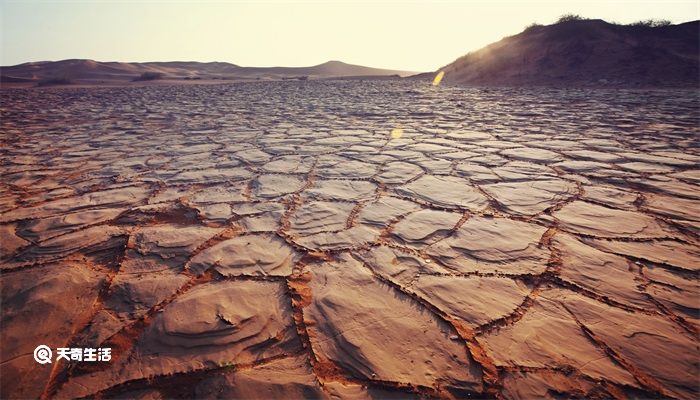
1,81,698,399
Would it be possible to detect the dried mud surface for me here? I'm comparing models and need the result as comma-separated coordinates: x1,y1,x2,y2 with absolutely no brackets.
1,82,699,399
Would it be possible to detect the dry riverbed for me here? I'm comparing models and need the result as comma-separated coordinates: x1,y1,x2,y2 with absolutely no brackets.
1,81,698,399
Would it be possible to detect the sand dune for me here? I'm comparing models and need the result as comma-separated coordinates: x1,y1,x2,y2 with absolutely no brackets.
436,19,699,87
0,59,416,85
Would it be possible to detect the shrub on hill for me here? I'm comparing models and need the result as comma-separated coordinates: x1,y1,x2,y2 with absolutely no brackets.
557,14,586,23
629,19,672,27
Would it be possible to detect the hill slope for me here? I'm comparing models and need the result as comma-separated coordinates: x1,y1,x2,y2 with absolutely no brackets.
0,59,414,84
440,19,699,87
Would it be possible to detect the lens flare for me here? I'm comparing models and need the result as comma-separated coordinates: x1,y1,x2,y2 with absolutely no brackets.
432,70,445,86
390,128,403,139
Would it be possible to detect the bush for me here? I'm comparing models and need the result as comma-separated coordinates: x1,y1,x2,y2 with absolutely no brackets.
524,22,543,32
133,72,164,81
629,19,672,27
37,76,72,86
557,13,585,23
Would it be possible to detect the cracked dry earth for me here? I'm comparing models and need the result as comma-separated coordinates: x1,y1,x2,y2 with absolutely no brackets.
1,81,699,400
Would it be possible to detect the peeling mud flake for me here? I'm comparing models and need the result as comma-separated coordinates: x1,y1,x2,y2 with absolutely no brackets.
187,234,298,276
193,202,235,223
193,354,325,399
501,369,611,400
375,161,424,185
412,275,532,327
232,202,286,233
555,234,653,308
170,167,252,184
642,265,700,326
492,161,558,181
0,185,151,223
643,193,700,222
554,201,669,238
306,179,377,202
0,223,29,258
304,255,483,394
391,209,462,248
581,185,638,210
584,237,700,272
8,225,127,268
481,289,640,388
454,163,500,183
316,159,377,179
357,245,452,286
426,216,549,275
15,207,125,242
56,280,301,399
500,147,564,164
0,263,104,399
146,280,300,362
105,270,191,319
557,290,700,399
119,224,220,274
262,156,314,174
292,225,380,251
252,174,306,198
132,224,220,259
322,381,423,399
190,184,248,204
290,201,355,235
395,175,489,211
357,196,421,228
482,179,576,216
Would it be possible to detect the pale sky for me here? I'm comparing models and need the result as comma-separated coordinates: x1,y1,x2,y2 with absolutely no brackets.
1,0,698,71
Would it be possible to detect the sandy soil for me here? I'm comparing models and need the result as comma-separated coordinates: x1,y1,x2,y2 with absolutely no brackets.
1,81,698,399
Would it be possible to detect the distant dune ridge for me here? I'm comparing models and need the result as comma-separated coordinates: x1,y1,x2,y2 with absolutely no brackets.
2,17,698,88
438,18,700,87
0,59,415,84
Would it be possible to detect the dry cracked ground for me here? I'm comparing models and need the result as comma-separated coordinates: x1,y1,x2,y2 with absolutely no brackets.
1,81,699,399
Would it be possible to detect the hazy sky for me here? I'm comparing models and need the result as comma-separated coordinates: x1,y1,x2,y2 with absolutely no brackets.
1,0,698,71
